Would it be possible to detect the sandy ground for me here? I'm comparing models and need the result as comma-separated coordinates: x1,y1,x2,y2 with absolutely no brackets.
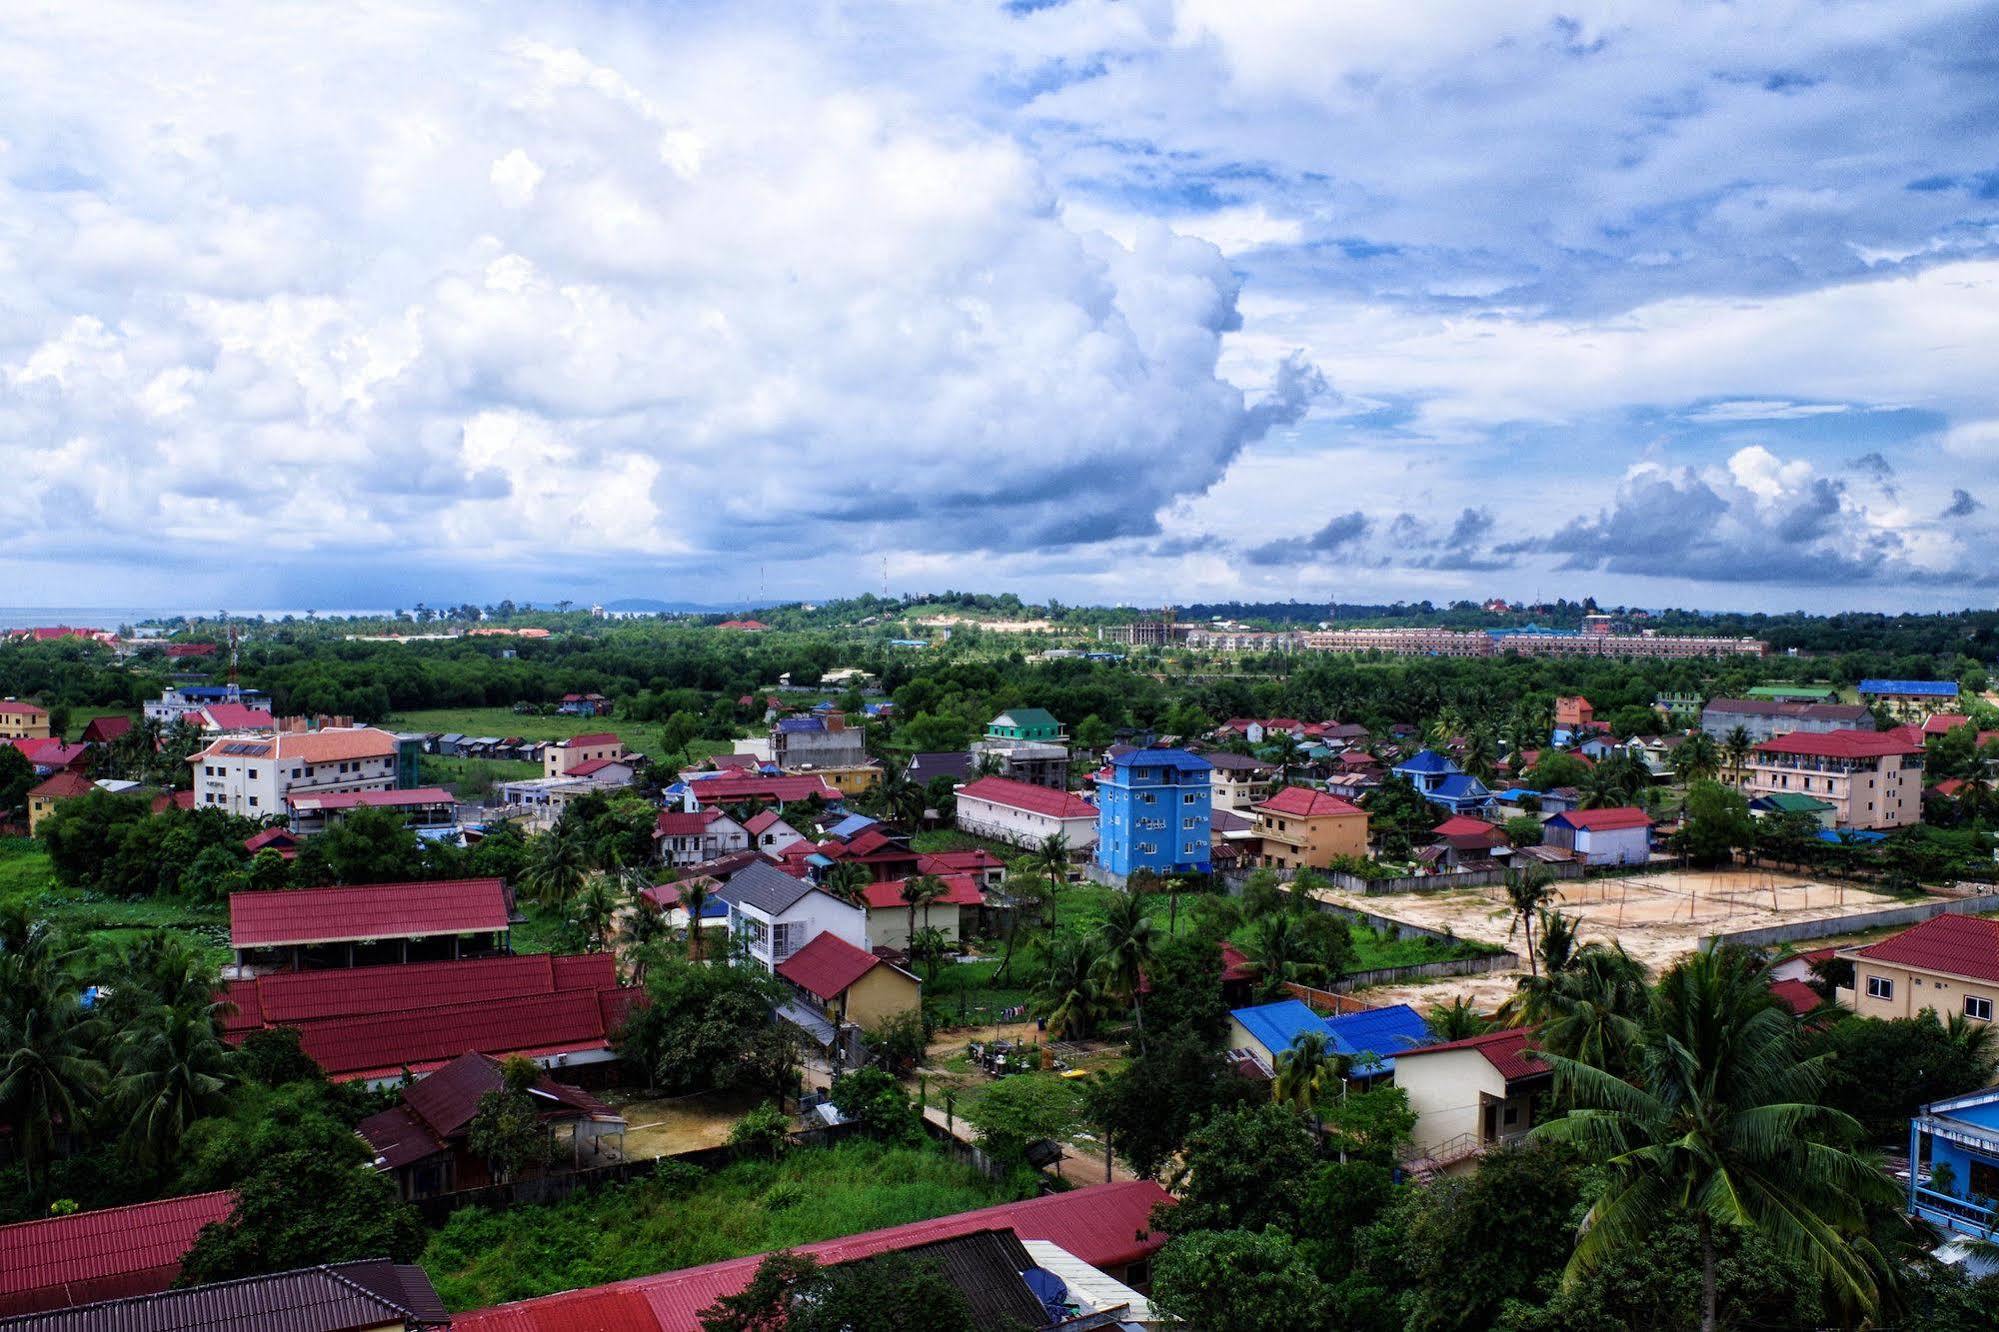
606,1088,762,1159
1316,867,1905,1013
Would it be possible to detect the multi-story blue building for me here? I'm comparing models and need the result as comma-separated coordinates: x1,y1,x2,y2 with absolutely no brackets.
1095,748,1212,878
1909,1087,1999,1245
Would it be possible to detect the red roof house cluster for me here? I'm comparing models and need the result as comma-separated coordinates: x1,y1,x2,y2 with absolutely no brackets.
0,1191,235,1316
857,874,985,911
1845,913,1999,984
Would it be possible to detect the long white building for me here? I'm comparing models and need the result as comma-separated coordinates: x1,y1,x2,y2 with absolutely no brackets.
189,726,401,818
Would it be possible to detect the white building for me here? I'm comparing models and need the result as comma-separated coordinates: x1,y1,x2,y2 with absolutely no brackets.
717,862,867,973
1394,1027,1552,1174
188,726,400,819
744,810,807,855
655,808,751,868
953,776,1099,851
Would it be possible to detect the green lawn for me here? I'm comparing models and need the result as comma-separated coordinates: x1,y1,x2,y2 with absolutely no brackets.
388,707,738,764
419,1139,1024,1310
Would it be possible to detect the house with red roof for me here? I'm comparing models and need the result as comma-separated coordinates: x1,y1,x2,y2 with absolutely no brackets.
1541,806,1653,866
816,824,923,882
543,731,626,779
716,618,769,631
285,786,458,836
775,931,921,1035
195,701,276,732
1250,784,1369,870
1394,1026,1551,1174
684,771,841,807
742,808,805,855
556,692,612,717
654,807,750,868
79,715,131,745
243,827,301,861
0,1190,235,1317
451,1180,1172,1330
229,878,513,970
1838,913,1999,1025
916,847,1009,889
357,1051,627,1199
953,775,1098,851
858,874,986,952
1742,728,1925,830
25,770,96,835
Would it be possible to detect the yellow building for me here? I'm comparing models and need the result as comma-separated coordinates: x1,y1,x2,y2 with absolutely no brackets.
544,732,626,778
0,699,51,741
775,930,921,1030
1838,914,1999,1024
789,763,882,797
1252,784,1370,870
26,770,96,834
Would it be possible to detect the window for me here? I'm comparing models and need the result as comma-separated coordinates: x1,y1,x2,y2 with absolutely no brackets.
248,797,259,808
1183,817,1198,829
1866,975,1893,1001
1968,996,1993,1022
1184,792,1200,804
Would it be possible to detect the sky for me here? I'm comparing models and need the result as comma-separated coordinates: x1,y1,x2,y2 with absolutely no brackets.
5,1,1999,614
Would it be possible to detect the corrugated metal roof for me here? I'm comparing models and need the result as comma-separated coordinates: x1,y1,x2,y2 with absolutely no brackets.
0,1193,235,1317
229,879,510,948
0,1259,447,1331
452,1181,1172,1332
717,861,816,917
775,932,898,1001
956,777,1097,820
295,989,615,1081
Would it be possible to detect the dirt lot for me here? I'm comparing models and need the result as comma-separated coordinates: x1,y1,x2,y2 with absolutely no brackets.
604,1088,762,1160
1315,867,1905,1012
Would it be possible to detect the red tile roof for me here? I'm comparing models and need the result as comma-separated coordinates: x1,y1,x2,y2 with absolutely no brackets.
1254,786,1364,819
0,700,48,717
775,932,909,1002
1431,815,1497,837
1848,913,1999,984
743,810,786,834
228,879,511,948
0,1191,235,1317
198,702,275,731
656,809,732,837
79,716,131,744
1769,979,1822,1016
955,776,1097,820
686,774,840,805
218,952,611,1035
27,771,96,801
1396,1025,1545,1082
859,875,985,911
1549,806,1652,831
565,758,631,778
452,1180,1172,1332
558,732,621,749
295,988,620,1081
1753,729,1924,759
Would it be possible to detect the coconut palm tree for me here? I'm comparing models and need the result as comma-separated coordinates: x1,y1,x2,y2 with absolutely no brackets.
1504,866,1557,978
1676,730,1721,784
1266,732,1306,785
1723,725,1754,787
909,926,951,985
1094,892,1158,1038
1533,944,1896,1331
1427,996,1488,1041
0,982,106,1195
678,876,716,962
899,873,947,950
1248,911,1322,1000
111,998,235,1166
822,861,873,909
572,871,622,952
1502,942,1652,1076
1272,1029,1346,1111
1034,833,1072,935
1035,935,1105,1039
521,828,589,908
618,871,669,985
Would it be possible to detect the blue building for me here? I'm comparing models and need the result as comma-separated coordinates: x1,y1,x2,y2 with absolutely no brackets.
1095,748,1212,878
1390,750,1493,815
1909,1087,1999,1243
1228,999,1435,1082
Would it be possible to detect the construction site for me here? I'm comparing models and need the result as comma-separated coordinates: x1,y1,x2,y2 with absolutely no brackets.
1317,866,1908,1012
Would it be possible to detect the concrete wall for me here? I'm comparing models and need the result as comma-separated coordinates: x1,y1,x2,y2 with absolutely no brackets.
1702,892,1999,951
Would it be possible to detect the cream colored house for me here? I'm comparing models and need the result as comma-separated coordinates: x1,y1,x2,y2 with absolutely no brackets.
0,700,51,740
1393,1027,1551,1174
545,732,627,778
1741,729,1923,830
1838,914,1999,1024
1251,784,1369,869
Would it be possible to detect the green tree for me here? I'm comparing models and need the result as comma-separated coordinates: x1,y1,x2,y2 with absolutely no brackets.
1427,995,1487,1041
1151,1227,1334,1332
1032,833,1070,935
1034,934,1105,1039
176,1140,425,1284
1271,1029,1343,1112
658,711,702,766
467,1056,556,1181
0,978,105,1195
898,873,946,950
520,828,590,909
829,1067,922,1142
698,1250,977,1332
1811,1010,1999,1141
727,1101,793,1162
110,999,235,1167
821,861,872,909
1676,730,1722,783
1504,866,1556,978
962,1073,1079,1168
1166,1101,1321,1235
1093,890,1157,1037
1534,944,1898,1330
1673,780,1753,868
291,804,427,885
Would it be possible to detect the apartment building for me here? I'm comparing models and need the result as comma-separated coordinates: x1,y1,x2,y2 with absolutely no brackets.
1300,627,1766,660
189,726,402,818
544,732,627,779
1838,914,1999,1025
1251,785,1369,870
0,700,51,741
770,715,867,769
1700,698,1874,743
1740,729,1924,830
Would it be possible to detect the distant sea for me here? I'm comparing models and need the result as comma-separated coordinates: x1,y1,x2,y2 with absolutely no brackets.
0,607,391,630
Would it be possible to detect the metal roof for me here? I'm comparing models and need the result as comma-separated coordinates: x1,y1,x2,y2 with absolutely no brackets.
228,879,510,948
1858,679,1959,696
0,1260,447,1332
0,1193,235,1318
716,861,816,917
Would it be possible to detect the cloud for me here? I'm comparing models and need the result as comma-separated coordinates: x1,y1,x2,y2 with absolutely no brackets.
1944,488,1983,518
1849,451,1899,498
1244,510,1371,565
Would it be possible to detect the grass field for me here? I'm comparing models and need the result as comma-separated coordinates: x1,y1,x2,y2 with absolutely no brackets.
0,838,229,966
420,1139,1023,1310
387,707,739,767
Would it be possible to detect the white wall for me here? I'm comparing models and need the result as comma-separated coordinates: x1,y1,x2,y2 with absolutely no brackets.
955,794,1098,850
1394,1050,1505,1156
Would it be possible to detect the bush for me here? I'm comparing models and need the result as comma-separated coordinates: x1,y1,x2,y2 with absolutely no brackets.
728,1102,793,1162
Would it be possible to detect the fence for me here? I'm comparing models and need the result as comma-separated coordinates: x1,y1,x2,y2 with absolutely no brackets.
1331,952,1521,991
1701,891,1999,951
1330,860,1586,896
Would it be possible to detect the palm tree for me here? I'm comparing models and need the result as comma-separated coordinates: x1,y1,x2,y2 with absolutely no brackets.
111,999,235,1165
1094,892,1158,1038
0,983,106,1194
1034,833,1071,935
1461,728,1499,784
1427,995,1488,1041
1035,935,1105,1039
1272,1029,1345,1110
1533,944,1896,1331
1513,942,1652,1075
1266,733,1306,785
1944,1009,1999,1079
1723,725,1754,787
617,872,668,985
572,871,621,952
899,874,947,950
678,876,716,962
870,769,925,827
1248,912,1322,999
1504,866,1557,977
521,829,589,908
909,926,951,985
1536,908,1579,977
822,862,872,909
1676,730,1721,784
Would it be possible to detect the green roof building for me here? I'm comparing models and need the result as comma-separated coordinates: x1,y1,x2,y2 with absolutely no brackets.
986,708,1067,744
1748,791,1837,828
1746,684,1840,704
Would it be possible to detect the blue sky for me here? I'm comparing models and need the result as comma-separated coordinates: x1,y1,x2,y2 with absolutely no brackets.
4,1,1999,612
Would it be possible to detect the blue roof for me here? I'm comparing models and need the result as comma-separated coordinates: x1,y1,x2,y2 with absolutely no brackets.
1494,787,1542,800
1817,828,1889,844
1393,750,1458,775
1230,1000,1327,1057
1323,1004,1435,1076
1431,774,1491,799
776,716,826,732
1108,747,1212,772
827,813,879,840
1858,679,1958,696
